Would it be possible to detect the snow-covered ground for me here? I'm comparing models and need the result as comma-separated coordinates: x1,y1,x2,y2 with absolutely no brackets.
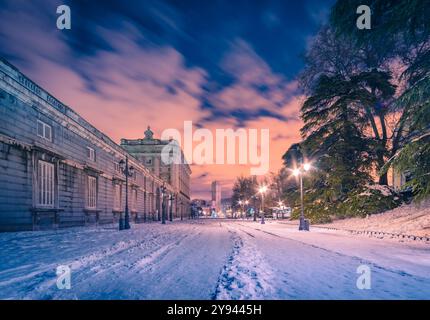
0,219,429,300
316,202,430,238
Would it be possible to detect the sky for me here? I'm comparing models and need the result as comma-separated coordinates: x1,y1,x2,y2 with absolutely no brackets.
0,0,335,199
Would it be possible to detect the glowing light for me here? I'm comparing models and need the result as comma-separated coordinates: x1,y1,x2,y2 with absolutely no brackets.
259,185,268,194
245,200,249,205
292,168,300,176
304,163,311,171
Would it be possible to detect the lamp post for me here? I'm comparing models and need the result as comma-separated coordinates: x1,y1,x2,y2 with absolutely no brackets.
292,162,311,231
252,195,257,221
244,200,249,219
161,184,166,225
169,193,175,222
238,200,243,219
278,200,285,219
180,200,183,220
119,156,134,230
258,185,267,224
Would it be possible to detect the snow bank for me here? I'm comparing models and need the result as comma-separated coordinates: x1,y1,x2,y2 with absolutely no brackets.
319,201,430,238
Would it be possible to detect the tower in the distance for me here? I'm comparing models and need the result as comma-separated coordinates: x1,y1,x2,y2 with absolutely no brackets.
211,181,222,212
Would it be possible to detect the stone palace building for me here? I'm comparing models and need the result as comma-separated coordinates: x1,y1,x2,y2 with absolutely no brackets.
0,58,191,231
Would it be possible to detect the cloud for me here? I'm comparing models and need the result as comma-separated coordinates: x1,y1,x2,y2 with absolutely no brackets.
0,3,306,200
207,39,299,118
188,95,304,198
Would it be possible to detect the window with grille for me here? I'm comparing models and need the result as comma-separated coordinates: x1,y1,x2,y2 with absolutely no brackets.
37,120,52,142
131,189,138,211
87,176,97,209
114,184,122,211
37,160,55,207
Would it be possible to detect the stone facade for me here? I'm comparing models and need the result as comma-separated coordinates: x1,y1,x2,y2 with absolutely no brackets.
0,58,185,231
121,127,191,219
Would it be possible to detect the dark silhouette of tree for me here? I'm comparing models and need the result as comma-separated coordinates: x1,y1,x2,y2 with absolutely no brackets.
331,0,430,197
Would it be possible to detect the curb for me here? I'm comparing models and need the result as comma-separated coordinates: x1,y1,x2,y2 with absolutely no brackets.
312,225,430,243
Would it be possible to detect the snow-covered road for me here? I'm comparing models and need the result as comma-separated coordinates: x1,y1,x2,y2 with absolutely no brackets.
0,219,429,299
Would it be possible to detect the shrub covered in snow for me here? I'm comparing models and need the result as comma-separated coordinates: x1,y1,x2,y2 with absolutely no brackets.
291,184,402,223
336,184,402,219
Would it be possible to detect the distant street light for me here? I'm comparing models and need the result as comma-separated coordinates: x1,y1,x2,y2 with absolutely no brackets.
291,162,312,231
118,157,134,231
258,185,268,224
169,193,175,222
160,183,167,225
245,200,249,219
278,200,284,219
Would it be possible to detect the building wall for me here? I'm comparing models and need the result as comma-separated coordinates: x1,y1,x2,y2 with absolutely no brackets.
121,133,191,219
0,58,176,231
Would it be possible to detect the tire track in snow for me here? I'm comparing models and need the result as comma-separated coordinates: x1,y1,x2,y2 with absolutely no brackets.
212,225,277,300
236,222,427,279
129,232,199,273
51,230,198,295
0,226,198,299
0,238,145,293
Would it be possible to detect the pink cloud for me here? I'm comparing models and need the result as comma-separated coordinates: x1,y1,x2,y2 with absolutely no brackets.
0,8,305,200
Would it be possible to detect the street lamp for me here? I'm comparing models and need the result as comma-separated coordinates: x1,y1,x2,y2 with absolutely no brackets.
244,200,249,219
292,162,311,231
258,185,268,224
118,156,134,230
160,183,167,224
169,193,175,222
277,200,284,219
252,195,257,221
238,200,243,219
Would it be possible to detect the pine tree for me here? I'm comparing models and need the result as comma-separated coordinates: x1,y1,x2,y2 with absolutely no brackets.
300,74,375,198
331,0,430,198
300,27,396,185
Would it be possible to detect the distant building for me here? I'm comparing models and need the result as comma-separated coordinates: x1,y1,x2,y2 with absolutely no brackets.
191,199,209,207
221,198,232,211
390,167,410,191
121,127,191,218
211,181,222,212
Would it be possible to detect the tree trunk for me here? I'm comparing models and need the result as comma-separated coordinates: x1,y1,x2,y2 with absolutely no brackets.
377,111,388,185
377,152,388,185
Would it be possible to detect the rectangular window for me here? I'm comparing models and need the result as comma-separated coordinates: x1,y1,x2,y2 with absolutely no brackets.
37,120,52,142
114,184,122,211
131,189,138,211
114,162,121,173
86,176,97,209
37,160,55,207
87,147,96,162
